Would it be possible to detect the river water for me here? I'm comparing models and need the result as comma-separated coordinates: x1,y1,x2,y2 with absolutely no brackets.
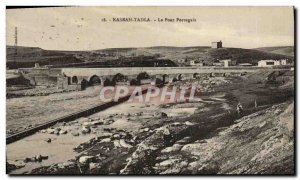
7,87,200,174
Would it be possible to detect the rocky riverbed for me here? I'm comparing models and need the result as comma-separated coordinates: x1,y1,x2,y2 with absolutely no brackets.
7,70,295,175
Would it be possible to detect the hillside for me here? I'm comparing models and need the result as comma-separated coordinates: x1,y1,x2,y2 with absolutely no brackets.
6,45,294,69
6,46,84,69
96,46,293,65
255,46,294,57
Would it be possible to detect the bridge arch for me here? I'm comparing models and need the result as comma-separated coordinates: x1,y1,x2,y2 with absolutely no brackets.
162,74,169,84
136,72,150,85
171,77,178,83
177,74,185,81
89,75,101,86
137,72,150,81
80,79,88,90
112,73,128,85
103,78,112,86
155,77,163,85
193,73,200,79
130,79,138,86
72,76,78,84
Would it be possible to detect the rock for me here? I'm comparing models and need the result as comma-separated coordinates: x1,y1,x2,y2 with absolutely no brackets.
161,144,183,153
197,140,207,144
176,137,193,145
45,138,52,143
72,132,80,136
135,112,143,116
104,127,115,132
89,162,102,171
62,161,75,167
79,156,95,165
82,126,91,134
92,120,103,126
59,130,68,135
25,155,48,163
274,109,282,115
160,112,168,118
36,155,44,162
113,134,121,139
113,140,122,148
185,121,195,126
119,139,133,148
99,132,113,137
78,117,90,124
82,122,93,127
140,128,150,132
171,122,182,126
104,119,115,125
100,138,111,143
46,128,55,134
156,159,178,167
119,132,128,138
6,162,25,173
40,129,47,133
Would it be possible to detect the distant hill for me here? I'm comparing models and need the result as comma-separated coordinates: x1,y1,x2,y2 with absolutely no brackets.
96,46,294,65
6,46,84,69
6,45,294,69
254,46,294,57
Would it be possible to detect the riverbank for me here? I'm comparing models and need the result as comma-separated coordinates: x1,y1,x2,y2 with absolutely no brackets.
7,69,294,174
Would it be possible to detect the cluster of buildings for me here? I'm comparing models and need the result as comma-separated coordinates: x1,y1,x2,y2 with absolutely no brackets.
186,58,289,68
180,40,290,68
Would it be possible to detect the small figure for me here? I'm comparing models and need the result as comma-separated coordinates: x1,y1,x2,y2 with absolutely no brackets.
162,125,172,146
236,102,244,117
254,99,258,110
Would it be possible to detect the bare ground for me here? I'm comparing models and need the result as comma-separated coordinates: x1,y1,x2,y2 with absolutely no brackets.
7,70,295,175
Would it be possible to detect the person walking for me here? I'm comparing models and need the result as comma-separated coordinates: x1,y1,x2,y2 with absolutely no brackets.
236,102,244,117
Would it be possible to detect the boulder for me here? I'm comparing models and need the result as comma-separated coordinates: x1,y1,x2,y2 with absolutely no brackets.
40,129,47,133
79,156,95,165
71,132,80,136
113,140,122,148
89,162,102,171
92,120,103,126
185,121,195,126
171,122,182,127
59,130,68,135
119,139,133,148
100,138,111,143
82,122,93,127
161,144,183,153
82,126,91,134
140,128,150,132
78,117,90,124
176,137,193,145
113,134,121,139
160,112,168,118
46,128,55,134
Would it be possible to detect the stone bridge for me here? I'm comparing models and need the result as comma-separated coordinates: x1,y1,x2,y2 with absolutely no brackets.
60,67,260,88
19,67,266,90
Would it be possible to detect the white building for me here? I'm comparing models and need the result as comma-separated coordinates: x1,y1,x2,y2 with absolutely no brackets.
258,59,288,67
219,59,232,67
190,60,203,66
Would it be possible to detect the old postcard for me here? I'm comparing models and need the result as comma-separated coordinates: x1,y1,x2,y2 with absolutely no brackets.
6,6,295,175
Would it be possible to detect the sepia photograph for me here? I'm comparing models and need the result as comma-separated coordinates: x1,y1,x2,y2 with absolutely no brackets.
5,6,295,175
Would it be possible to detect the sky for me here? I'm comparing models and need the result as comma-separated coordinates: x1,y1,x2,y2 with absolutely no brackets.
6,6,294,51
